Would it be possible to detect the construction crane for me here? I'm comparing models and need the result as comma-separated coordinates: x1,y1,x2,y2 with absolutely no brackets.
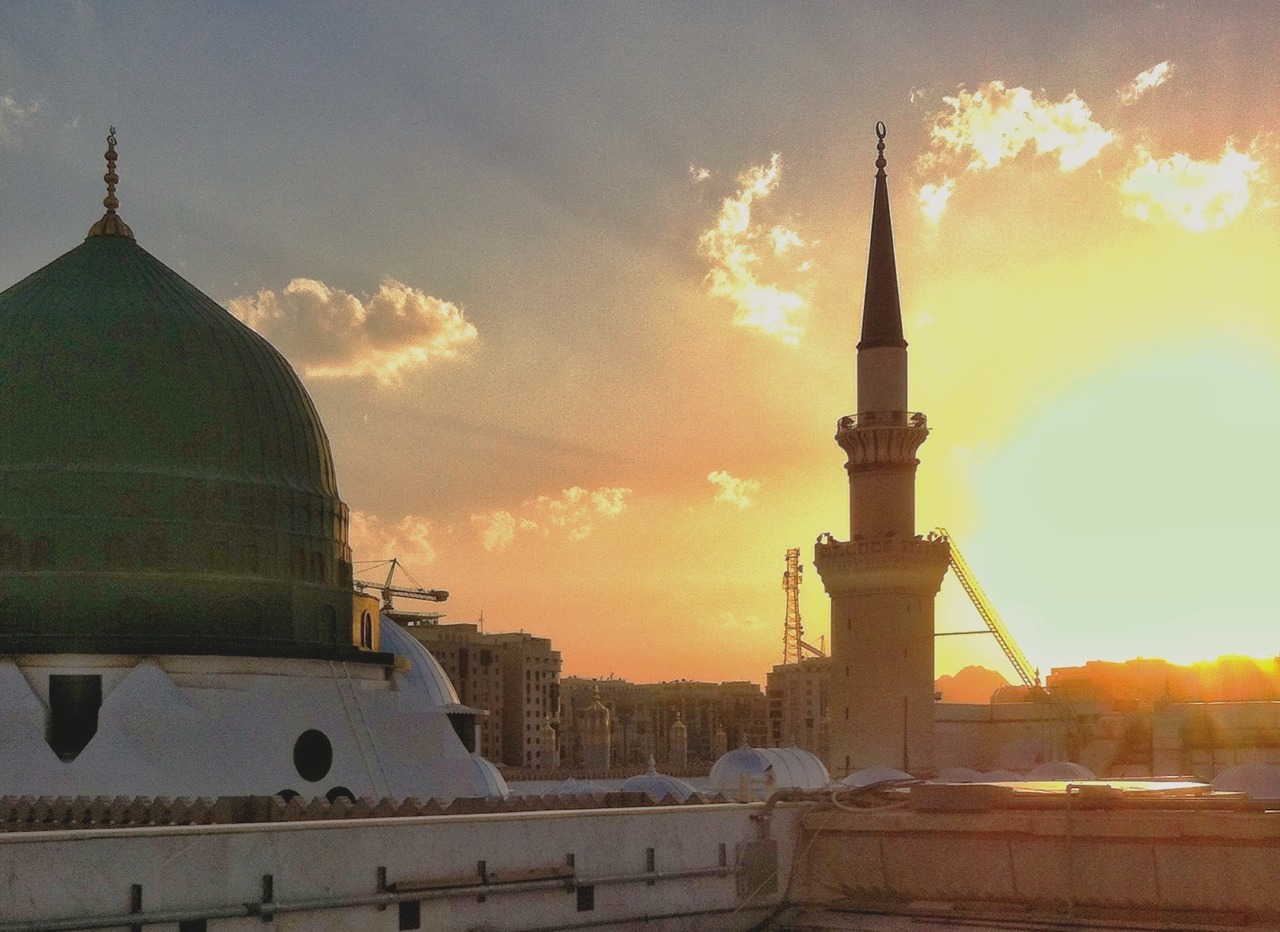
931,528,1038,688
354,557,448,614
782,548,825,665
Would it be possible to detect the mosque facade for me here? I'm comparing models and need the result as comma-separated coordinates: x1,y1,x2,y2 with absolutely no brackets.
0,131,503,803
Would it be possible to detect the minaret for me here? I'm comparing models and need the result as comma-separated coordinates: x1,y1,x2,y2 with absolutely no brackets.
814,123,950,776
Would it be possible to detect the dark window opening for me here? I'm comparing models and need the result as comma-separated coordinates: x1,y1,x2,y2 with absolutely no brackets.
178,921,207,932
293,729,333,782
398,900,422,930
447,712,477,753
576,885,595,912
360,611,374,650
49,674,102,762
326,785,356,804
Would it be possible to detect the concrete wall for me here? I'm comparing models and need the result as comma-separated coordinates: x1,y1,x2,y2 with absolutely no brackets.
0,803,802,931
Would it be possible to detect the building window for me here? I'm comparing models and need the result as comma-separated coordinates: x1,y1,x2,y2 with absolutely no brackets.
399,900,422,930
293,730,333,782
48,674,102,762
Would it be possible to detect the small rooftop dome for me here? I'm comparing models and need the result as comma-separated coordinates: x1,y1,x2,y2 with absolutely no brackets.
543,777,607,797
1213,761,1280,799
620,757,697,802
379,619,462,707
709,745,830,799
980,769,1025,782
841,765,914,789
933,767,984,784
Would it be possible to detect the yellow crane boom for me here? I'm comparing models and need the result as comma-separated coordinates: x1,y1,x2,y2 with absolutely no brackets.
933,528,1038,689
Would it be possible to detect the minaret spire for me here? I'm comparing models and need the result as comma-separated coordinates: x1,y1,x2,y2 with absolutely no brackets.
814,120,950,777
859,121,904,350
87,126,135,240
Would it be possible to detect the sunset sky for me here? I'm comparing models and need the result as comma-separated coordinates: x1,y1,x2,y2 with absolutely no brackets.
2,3,1279,685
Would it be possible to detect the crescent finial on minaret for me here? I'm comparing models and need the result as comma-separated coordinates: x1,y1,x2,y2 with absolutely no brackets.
88,126,135,239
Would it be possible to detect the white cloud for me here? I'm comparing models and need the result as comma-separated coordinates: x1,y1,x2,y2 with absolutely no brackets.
707,470,762,510
689,164,711,182
228,278,478,384
0,91,40,144
471,486,632,552
1119,61,1173,105
918,178,956,225
698,154,809,345
349,510,439,565
929,81,1114,173
917,81,1114,221
1120,140,1264,232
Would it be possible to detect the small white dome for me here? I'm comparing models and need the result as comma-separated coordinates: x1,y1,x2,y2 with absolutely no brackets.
380,618,462,706
980,769,1024,782
620,759,697,802
1213,761,1280,799
934,767,984,783
543,777,607,797
841,765,914,788
709,746,830,799
1026,761,1095,781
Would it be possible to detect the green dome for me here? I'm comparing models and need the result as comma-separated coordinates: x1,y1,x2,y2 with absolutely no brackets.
0,232,368,660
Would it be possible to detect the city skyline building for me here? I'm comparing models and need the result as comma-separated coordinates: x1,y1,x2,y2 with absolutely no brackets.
815,125,950,775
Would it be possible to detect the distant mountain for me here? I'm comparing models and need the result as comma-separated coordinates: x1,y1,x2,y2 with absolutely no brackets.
936,665,1010,703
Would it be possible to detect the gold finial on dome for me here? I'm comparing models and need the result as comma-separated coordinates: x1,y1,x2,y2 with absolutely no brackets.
88,126,135,239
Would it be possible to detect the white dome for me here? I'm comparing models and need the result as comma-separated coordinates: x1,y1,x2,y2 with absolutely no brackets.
1026,761,1095,781
466,753,510,798
934,767,984,783
379,618,462,706
543,778,606,797
620,761,697,802
709,746,830,799
841,765,914,789
980,769,1025,782
1213,761,1280,799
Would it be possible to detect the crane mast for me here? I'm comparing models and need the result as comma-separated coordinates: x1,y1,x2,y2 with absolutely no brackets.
782,548,825,664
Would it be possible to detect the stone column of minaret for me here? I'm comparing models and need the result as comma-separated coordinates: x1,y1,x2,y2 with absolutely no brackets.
814,123,950,777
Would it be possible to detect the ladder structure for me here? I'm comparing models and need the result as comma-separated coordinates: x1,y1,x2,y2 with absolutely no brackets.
932,528,1038,688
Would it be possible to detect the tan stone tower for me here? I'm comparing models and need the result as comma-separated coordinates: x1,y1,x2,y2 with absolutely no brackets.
814,123,949,776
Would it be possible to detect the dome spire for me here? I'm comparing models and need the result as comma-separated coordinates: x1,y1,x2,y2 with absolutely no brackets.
857,121,905,350
87,126,135,240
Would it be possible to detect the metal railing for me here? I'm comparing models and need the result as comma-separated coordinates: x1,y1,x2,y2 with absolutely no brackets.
836,411,927,431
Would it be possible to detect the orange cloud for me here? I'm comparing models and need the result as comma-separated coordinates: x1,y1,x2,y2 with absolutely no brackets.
707,470,761,509
471,486,632,551
699,154,808,345
228,278,478,384
1118,61,1174,105
1121,141,1264,232
349,510,439,565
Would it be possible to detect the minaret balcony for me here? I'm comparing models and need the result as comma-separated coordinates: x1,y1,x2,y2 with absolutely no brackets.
836,411,927,431
835,411,930,469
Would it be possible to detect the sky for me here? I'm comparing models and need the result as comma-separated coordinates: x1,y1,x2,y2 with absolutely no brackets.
2,2,1279,686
